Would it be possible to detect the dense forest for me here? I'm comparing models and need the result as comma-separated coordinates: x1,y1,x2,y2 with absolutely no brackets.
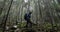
0,0,60,32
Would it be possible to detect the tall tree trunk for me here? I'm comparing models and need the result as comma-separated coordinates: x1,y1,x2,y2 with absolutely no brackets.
2,0,13,32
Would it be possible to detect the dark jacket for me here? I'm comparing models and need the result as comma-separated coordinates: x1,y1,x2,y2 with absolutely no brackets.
24,13,31,21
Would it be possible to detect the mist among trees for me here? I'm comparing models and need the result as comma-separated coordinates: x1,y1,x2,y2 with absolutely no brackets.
0,0,60,32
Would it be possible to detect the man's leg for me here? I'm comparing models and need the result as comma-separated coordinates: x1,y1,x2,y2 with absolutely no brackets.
25,19,30,28
26,19,32,28
28,20,32,28
26,21,28,28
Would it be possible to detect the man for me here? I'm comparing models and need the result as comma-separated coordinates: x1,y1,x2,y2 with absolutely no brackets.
24,12,32,27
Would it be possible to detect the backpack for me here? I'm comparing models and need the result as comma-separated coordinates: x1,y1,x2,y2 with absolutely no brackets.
24,13,31,20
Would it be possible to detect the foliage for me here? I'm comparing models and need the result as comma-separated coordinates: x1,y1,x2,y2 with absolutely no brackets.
41,22,60,32
0,29,2,32
55,4,60,11
43,22,52,30
53,0,60,11
18,22,26,28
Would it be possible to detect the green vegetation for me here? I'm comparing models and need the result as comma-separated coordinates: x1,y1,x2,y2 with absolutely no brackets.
18,22,26,28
